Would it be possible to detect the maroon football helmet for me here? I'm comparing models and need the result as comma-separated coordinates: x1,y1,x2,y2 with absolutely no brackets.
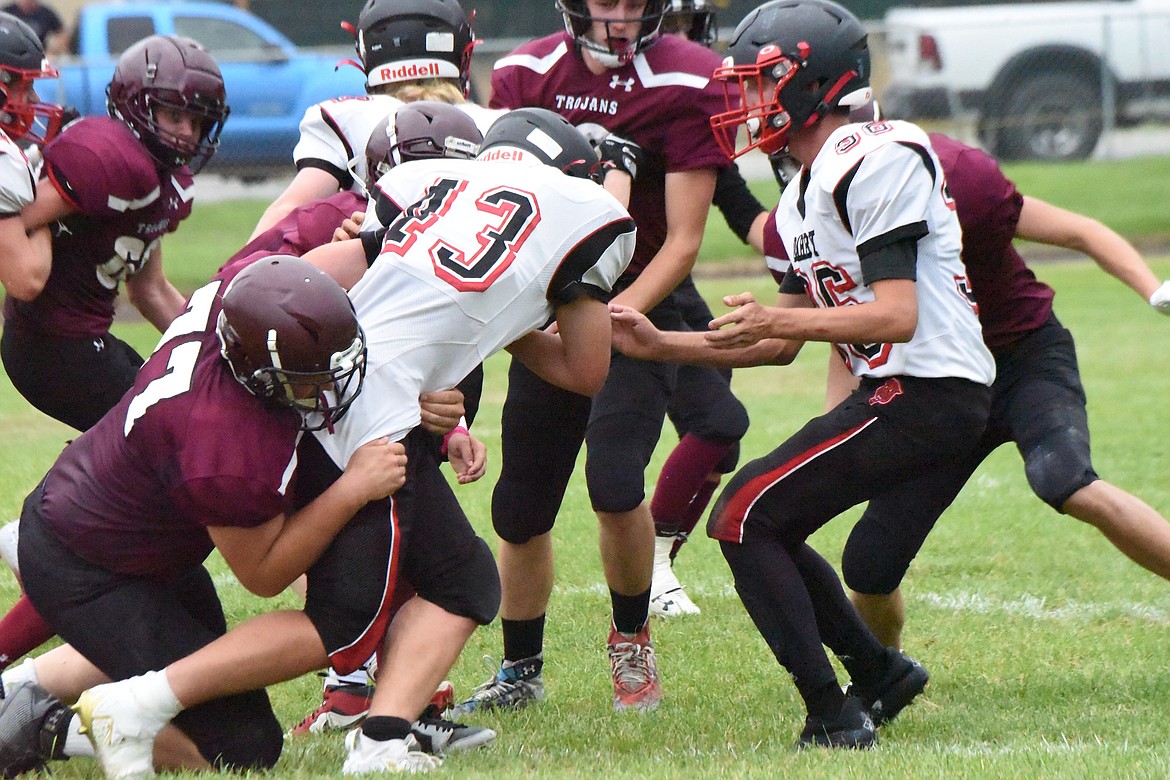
0,11,63,144
106,35,229,173
217,256,367,432
364,100,481,190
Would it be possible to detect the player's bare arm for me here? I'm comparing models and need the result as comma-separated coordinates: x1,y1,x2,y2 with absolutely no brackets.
609,167,716,313
505,297,613,396
14,177,76,299
250,167,341,240
208,437,407,598
706,278,918,349
124,245,187,331
302,236,369,290
0,218,51,301
610,297,800,368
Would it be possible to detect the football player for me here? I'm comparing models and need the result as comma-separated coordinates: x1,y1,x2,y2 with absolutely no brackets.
0,108,636,777
249,0,503,239
608,0,994,747
456,0,738,715
0,256,398,778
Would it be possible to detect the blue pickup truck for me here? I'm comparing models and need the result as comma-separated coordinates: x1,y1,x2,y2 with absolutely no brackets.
42,1,366,177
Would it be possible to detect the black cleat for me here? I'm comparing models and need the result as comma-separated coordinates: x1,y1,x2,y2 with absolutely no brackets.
847,648,929,726
0,680,72,778
797,696,876,750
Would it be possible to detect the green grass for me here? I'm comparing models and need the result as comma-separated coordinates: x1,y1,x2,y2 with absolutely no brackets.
2,162,1170,777
4,258,1170,778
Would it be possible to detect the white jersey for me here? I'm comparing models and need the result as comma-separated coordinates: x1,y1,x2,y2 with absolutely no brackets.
293,95,506,195
771,120,994,385
316,154,636,465
0,130,37,216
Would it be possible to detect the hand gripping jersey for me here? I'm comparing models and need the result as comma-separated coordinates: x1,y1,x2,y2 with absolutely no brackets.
490,32,728,277
771,120,994,385
293,94,504,194
2,117,195,338
0,129,37,216
317,154,637,465
39,260,302,578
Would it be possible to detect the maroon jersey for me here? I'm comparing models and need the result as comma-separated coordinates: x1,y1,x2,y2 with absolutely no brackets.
222,190,363,269
491,32,728,277
3,117,195,338
38,261,302,578
929,133,1055,349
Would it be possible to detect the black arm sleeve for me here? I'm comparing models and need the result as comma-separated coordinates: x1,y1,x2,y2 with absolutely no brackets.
712,164,766,245
857,227,923,285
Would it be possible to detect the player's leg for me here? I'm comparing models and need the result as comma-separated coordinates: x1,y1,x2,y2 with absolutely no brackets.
454,357,589,715
585,329,678,711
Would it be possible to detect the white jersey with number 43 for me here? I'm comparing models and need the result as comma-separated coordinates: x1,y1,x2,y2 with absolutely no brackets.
317,154,636,465
772,119,994,385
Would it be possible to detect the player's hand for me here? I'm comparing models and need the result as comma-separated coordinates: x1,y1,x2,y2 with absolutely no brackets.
419,388,465,435
331,211,366,243
610,303,663,359
1149,281,1170,315
446,432,488,484
575,122,611,149
344,437,408,501
706,292,778,349
598,133,644,181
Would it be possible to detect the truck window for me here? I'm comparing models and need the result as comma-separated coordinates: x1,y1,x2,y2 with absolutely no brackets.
108,17,156,57
175,16,273,60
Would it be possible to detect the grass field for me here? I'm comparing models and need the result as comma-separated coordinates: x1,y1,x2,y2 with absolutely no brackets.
2,172,1170,777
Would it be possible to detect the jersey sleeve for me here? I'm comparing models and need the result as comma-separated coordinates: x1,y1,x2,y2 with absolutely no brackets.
841,142,934,256
292,102,354,186
550,212,637,304
172,474,291,530
42,119,159,216
948,144,1023,264
0,139,35,216
488,62,523,110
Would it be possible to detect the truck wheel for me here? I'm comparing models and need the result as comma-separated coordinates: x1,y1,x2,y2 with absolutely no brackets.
988,71,1103,161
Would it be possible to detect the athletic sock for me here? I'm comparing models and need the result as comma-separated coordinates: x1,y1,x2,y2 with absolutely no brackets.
0,596,54,671
610,589,651,636
501,615,545,663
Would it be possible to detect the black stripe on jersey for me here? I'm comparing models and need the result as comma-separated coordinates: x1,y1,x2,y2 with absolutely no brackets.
858,226,926,285
832,158,865,236
548,216,637,306
796,167,811,219
296,157,353,191
895,141,937,185
361,229,387,267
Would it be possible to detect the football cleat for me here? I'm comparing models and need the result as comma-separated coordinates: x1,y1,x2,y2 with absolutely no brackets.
289,682,374,736
410,704,496,756
0,521,19,579
342,730,441,775
797,696,876,750
74,683,165,779
0,679,71,778
649,535,699,618
845,648,929,727
607,623,661,712
449,656,544,717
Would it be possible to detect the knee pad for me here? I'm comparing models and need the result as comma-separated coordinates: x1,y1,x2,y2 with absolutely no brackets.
492,475,563,544
714,440,741,475
585,440,648,514
1023,425,1098,510
413,535,501,625
177,691,283,772
840,520,910,596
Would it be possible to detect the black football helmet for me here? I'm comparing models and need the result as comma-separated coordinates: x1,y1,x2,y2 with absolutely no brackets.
710,0,871,159
556,0,666,68
364,100,482,190
350,0,475,96
0,11,63,144
217,256,367,432
661,0,716,47
477,107,599,179
106,35,230,173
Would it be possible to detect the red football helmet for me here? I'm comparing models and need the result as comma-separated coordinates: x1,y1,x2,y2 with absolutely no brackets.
106,35,230,173
0,12,63,144
364,100,481,190
709,0,871,159
217,256,367,432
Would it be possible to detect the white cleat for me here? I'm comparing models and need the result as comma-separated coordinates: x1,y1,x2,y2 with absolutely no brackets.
74,683,164,779
0,520,20,578
343,730,442,775
649,535,700,618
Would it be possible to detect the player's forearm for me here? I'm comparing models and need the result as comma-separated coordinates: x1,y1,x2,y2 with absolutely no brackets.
0,220,50,301
646,328,797,368
610,244,697,313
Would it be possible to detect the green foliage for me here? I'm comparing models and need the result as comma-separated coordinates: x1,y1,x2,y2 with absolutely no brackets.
2,252,1169,777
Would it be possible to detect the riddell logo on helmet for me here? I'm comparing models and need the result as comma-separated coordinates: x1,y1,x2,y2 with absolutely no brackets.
377,62,442,82
477,148,529,163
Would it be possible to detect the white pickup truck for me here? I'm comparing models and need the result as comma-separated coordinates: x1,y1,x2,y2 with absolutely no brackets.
881,0,1170,160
